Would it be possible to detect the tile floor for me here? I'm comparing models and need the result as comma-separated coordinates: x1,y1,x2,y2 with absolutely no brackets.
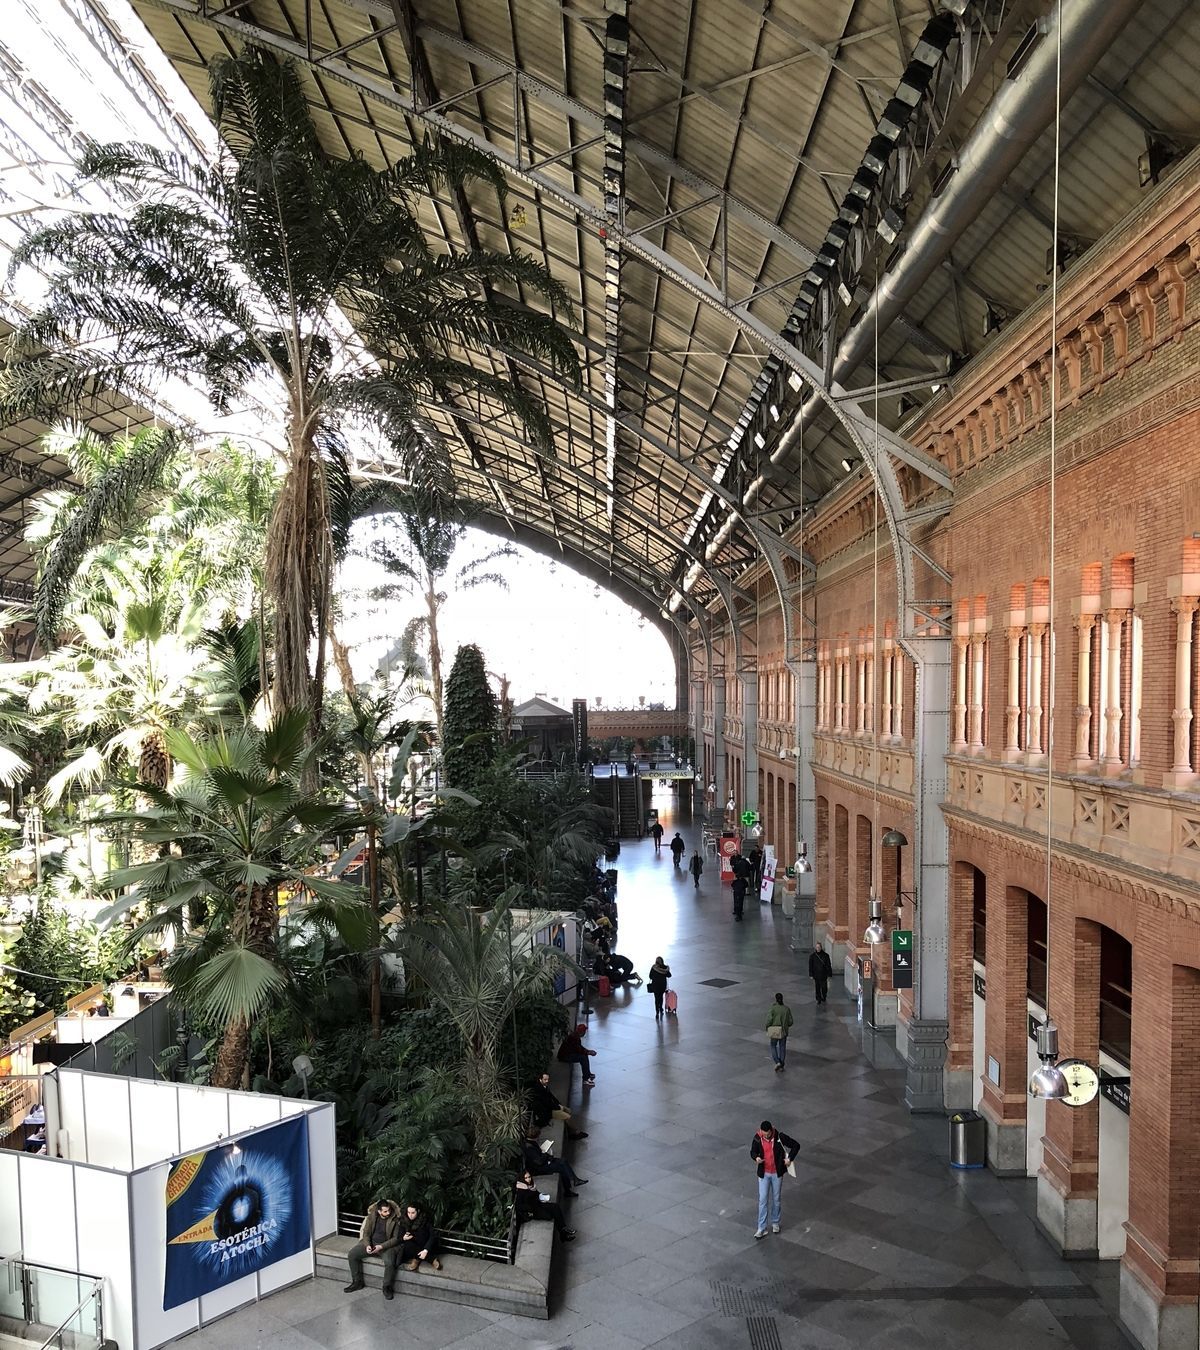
185,789,1135,1349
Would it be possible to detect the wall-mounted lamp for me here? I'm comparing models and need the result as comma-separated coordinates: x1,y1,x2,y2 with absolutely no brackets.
1028,1020,1069,1100
841,456,857,474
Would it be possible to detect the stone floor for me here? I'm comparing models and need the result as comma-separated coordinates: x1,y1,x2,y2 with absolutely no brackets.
186,789,1135,1349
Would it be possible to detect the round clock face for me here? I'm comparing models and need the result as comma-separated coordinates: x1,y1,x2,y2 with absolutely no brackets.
1057,1058,1100,1107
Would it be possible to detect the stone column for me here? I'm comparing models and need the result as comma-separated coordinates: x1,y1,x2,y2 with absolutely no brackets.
1167,598,1197,785
711,669,727,813
898,635,952,1112
953,637,969,750
979,885,1030,1174
834,647,846,732
882,641,894,739
892,649,905,742
788,651,816,953
865,648,875,737
1121,957,1200,1350
1005,626,1023,759
1073,614,1095,767
968,634,986,751
855,644,866,735
1027,623,1046,756
1103,609,1124,768
1037,909,1100,1259
739,665,759,828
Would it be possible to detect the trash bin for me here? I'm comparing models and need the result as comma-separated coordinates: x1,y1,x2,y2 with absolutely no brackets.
948,1110,986,1169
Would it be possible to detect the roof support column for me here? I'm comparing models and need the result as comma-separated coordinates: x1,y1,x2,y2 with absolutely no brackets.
787,642,816,954
710,667,726,822
738,664,758,833
899,634,956,1112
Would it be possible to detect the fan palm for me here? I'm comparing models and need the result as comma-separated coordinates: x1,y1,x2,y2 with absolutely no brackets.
95,711,370,1089
2,47,580,723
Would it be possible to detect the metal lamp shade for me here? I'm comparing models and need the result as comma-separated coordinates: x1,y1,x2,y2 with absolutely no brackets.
1029,1061,1069,1100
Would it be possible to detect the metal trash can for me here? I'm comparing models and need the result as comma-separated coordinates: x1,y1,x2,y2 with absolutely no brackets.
948,1110,986,1169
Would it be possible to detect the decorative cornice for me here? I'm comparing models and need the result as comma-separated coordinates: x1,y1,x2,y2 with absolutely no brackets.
943,802,1200,923
812,764,912,813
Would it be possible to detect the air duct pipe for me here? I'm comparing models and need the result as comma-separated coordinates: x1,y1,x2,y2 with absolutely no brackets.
764,0,1144,482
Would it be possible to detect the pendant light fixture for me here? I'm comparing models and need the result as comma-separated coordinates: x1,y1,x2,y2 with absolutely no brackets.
1027,1,1068,1104
863,896,886,945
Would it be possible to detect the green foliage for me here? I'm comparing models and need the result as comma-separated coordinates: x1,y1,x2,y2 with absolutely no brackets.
8,899,127,1017
499,984,571,1084
442,644,498,790
0,929,37,1038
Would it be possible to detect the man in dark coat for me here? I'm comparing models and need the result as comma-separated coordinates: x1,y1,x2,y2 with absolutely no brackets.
748,844,764,891
669,833,686,867
731,873,748,920
809,942,834,1005
750,1120,800,1238
650,819,665,852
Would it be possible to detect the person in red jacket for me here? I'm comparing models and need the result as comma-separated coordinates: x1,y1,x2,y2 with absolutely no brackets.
750,1119,800,1238
557,1023,596,1086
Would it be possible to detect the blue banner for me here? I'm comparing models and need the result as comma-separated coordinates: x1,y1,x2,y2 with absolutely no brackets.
163,1114,311,1310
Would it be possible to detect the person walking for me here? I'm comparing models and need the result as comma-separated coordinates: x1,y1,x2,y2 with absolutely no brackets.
688,849,704,889
557,1023,597,1086
809,942,834,1005
669,833,685,867
647,955,672,1019
750,1120,800,1238
748,843,765,892
765,992,794,1072
731,872,748,921
650,819,665,853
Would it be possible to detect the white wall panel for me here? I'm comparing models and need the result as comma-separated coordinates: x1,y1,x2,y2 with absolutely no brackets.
256,1247,312,1297
130,1080,182,1168
306,1105,337,1239
227,1092,280,1135
18,1158,78,1269
1098,1057,1130,1260
81,1074,134,1170
0,1151,21,1254
972,978,986,1110
55,1071,86,1160
74,1168,134,1350
129,1164,197,1350
195,1270,258,1322
174,1088,229,1153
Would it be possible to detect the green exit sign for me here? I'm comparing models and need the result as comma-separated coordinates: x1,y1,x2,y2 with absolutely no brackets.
892,929,913,952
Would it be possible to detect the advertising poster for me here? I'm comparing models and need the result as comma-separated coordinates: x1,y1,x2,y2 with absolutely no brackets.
163,1114,311,1310
759,846,777,904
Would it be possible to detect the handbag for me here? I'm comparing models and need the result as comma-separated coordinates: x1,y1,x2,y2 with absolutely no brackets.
768,1025,785,1040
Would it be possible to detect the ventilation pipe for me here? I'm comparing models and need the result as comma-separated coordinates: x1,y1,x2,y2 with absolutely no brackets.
763,0,1145,484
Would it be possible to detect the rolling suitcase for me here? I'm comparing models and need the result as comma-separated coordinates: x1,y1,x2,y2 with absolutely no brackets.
597,975,612,997
665,988,678,1015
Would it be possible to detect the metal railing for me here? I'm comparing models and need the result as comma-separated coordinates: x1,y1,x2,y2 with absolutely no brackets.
336,1207,518,1265
0,1258,103,1350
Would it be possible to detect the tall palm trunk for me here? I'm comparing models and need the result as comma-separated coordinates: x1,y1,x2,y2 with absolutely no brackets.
425,564,444,745
266,415,322,718
212,1016,250,1090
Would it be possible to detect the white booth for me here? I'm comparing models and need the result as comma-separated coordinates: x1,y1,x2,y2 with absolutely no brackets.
0,1068,336,1350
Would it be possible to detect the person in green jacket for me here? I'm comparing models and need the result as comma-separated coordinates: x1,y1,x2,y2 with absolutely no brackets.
765,992,794,1072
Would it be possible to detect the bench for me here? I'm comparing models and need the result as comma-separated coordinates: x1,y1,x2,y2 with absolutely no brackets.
314,1067,577,1319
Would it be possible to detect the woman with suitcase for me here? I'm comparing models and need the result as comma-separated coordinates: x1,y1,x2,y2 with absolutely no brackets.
647,955,673,1019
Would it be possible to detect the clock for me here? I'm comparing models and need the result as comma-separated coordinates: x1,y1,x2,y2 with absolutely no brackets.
1057,1058,1100,1108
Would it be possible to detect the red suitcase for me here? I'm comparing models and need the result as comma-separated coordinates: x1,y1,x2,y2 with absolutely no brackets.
597,975,612,997
665,989,678,1014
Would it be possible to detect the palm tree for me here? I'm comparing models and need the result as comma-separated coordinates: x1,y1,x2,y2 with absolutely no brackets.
27,427,276,650
96,711,369,1089
356,490,517,743
29,552,214,804
393,891,576,1157
2,47,580,723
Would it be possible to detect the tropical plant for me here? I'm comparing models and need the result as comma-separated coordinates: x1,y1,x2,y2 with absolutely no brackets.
352,492,516,742
2,47,580,723
94,711,371,1089
390,891,576,1162
6,898,127,1016
28,552,214,803
442,643,498,790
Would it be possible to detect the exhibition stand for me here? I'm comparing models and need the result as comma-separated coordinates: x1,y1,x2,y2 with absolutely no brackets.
0,1068,336,1350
